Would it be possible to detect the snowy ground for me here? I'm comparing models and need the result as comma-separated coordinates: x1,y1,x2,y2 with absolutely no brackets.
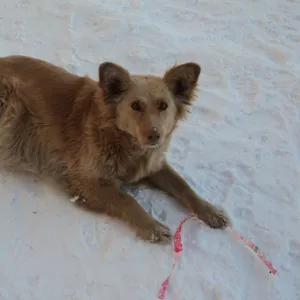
0,0,300,299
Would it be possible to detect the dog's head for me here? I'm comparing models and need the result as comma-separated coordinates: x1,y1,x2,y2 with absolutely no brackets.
98,62,201,149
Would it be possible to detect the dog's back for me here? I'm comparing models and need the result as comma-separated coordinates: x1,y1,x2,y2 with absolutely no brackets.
0,55,83,121
0,56,87,176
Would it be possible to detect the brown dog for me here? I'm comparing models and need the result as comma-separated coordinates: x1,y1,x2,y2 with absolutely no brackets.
0,55,229,243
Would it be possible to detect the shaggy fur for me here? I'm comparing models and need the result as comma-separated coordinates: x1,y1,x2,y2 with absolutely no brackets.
0,55,229,243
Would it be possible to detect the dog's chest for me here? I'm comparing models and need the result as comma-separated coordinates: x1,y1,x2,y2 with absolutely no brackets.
121,147,166,183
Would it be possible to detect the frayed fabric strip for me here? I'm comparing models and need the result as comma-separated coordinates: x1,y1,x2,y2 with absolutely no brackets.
229,228,278,275
158,215,277,299
157,254,180,299
158,216,194,299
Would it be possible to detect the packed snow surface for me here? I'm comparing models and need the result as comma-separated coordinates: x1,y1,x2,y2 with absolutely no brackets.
0,0,299,299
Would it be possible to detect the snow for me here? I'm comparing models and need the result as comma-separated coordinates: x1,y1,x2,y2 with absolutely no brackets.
0,0,299,299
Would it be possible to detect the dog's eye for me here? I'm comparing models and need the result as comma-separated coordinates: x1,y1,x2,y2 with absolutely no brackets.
131,101,141,111
158,101,168,111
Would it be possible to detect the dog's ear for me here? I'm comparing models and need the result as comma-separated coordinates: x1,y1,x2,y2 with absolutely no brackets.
163,63,201,117
99,62,131,101
163,62,201,119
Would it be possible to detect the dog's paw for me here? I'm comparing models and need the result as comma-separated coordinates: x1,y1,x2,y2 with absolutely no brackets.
201,206,230,229
138,221,172,244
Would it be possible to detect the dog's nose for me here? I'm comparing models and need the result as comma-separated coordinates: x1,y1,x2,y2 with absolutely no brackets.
147,127,160,144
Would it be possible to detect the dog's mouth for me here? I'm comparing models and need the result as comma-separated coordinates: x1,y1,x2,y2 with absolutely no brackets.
145,143,160,149
144,139,163,149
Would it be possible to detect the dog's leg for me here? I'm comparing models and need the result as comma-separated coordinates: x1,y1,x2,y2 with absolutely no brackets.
146,163,230,229
68,177,172,243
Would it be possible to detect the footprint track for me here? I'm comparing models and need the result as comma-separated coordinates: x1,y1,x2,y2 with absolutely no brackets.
288,239,300,260
81,219,101,252
233,206,255,223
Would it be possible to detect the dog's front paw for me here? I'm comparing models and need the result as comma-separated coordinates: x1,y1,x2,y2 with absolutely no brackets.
201,206,230,229
138,220,172,244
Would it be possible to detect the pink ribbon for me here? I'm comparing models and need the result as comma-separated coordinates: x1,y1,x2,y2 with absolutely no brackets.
158,216,193,299
158,215,278,299
230,228,278,275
